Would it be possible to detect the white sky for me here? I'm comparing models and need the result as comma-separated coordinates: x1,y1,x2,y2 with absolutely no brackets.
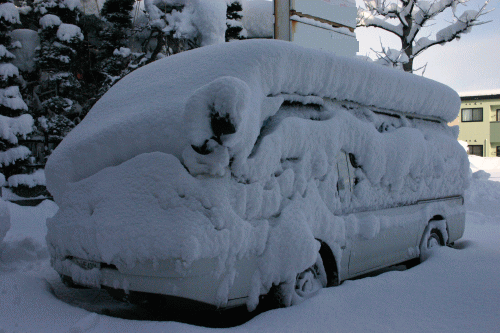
355,0,500,94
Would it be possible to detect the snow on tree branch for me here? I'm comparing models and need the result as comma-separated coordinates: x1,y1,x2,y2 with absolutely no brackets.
357,7,404,36
142,0,226,60
414,5,490,55
357,0,492,72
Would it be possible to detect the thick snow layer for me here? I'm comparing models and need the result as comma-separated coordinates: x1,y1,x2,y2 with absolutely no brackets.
469,155,500,172
459,88,500,97
57,23,84,42
0,63,19,81
0,45,15,60
17,6,32,15
45,40,467,309
190,0,227,46
46,40,461,199
63,0,82,11
0,3,20,25
0,200,57,265
113,47,132,58
39,14,62,29
35,0,82,14
144,0,226,47
1,158,500,331
0,114,33,144
7,169,46,188
0,86,29,111
242,0,274,38
10,29,40,73
0,146,31,167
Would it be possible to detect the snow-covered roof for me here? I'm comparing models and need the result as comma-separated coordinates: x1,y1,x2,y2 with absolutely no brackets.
459,89,500,98
46,39,460,201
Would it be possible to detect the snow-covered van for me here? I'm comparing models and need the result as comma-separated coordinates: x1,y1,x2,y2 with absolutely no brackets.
45,40,469,311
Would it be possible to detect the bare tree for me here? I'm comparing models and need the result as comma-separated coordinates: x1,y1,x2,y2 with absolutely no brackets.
357,0,492,72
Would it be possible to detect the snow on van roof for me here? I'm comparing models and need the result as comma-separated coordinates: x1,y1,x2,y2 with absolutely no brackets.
45,39,460,201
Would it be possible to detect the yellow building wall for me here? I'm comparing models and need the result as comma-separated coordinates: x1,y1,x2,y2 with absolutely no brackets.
457,97,500,157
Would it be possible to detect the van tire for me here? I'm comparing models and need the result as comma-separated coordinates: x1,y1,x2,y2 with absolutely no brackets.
291,255,328,304
266,253,327,308
419,227,445,262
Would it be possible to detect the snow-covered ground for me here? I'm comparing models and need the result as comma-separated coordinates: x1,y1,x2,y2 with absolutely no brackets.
0,155,499,332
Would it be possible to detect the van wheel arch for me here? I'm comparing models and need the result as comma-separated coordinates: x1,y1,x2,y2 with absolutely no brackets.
419,217,448,262
426,216,448,245
264,240,339,308
317,240,339,287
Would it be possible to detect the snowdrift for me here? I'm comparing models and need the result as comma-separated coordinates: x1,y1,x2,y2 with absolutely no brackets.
45,40,468,309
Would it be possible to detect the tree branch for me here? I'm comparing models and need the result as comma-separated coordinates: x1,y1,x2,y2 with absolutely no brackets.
407,0,457,45
413,3,490,56
357,8,404,37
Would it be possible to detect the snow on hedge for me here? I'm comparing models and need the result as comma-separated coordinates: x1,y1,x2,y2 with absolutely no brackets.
0,114,33,172
56,23,83,42
0,114,33,144
10,29,40,73
0,63,19,81
242,0,274,38
39,14,62,29
0,45,15,60
7,169,46,188
45,40,467,309
0,3,20,25
34,0,81,15
0,87,29,112
144,0,227,47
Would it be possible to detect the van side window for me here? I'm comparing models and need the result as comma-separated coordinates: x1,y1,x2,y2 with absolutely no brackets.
337,152,351,203
348,153,360,186
348,153,359,168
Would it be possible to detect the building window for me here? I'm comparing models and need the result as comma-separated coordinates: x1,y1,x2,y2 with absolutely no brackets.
461,108,483,122
497,147,500,157
497,110,500,122
468,145,483,156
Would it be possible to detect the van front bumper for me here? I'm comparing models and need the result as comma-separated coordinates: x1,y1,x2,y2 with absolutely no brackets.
53,255,258,309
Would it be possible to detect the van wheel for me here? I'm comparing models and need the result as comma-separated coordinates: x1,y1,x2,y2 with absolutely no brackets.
265,254,327,308
292,256,328,302
420,227,444,262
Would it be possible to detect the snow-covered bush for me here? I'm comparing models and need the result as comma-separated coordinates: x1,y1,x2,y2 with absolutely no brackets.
226,0,247,41
241,0,273,38
0,1,35,195
9,29,40,73
33,1,85,142
95,0,145,97
142,0,226,59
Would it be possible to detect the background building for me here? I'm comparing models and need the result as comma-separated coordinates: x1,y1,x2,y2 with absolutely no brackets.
455,90,500,157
